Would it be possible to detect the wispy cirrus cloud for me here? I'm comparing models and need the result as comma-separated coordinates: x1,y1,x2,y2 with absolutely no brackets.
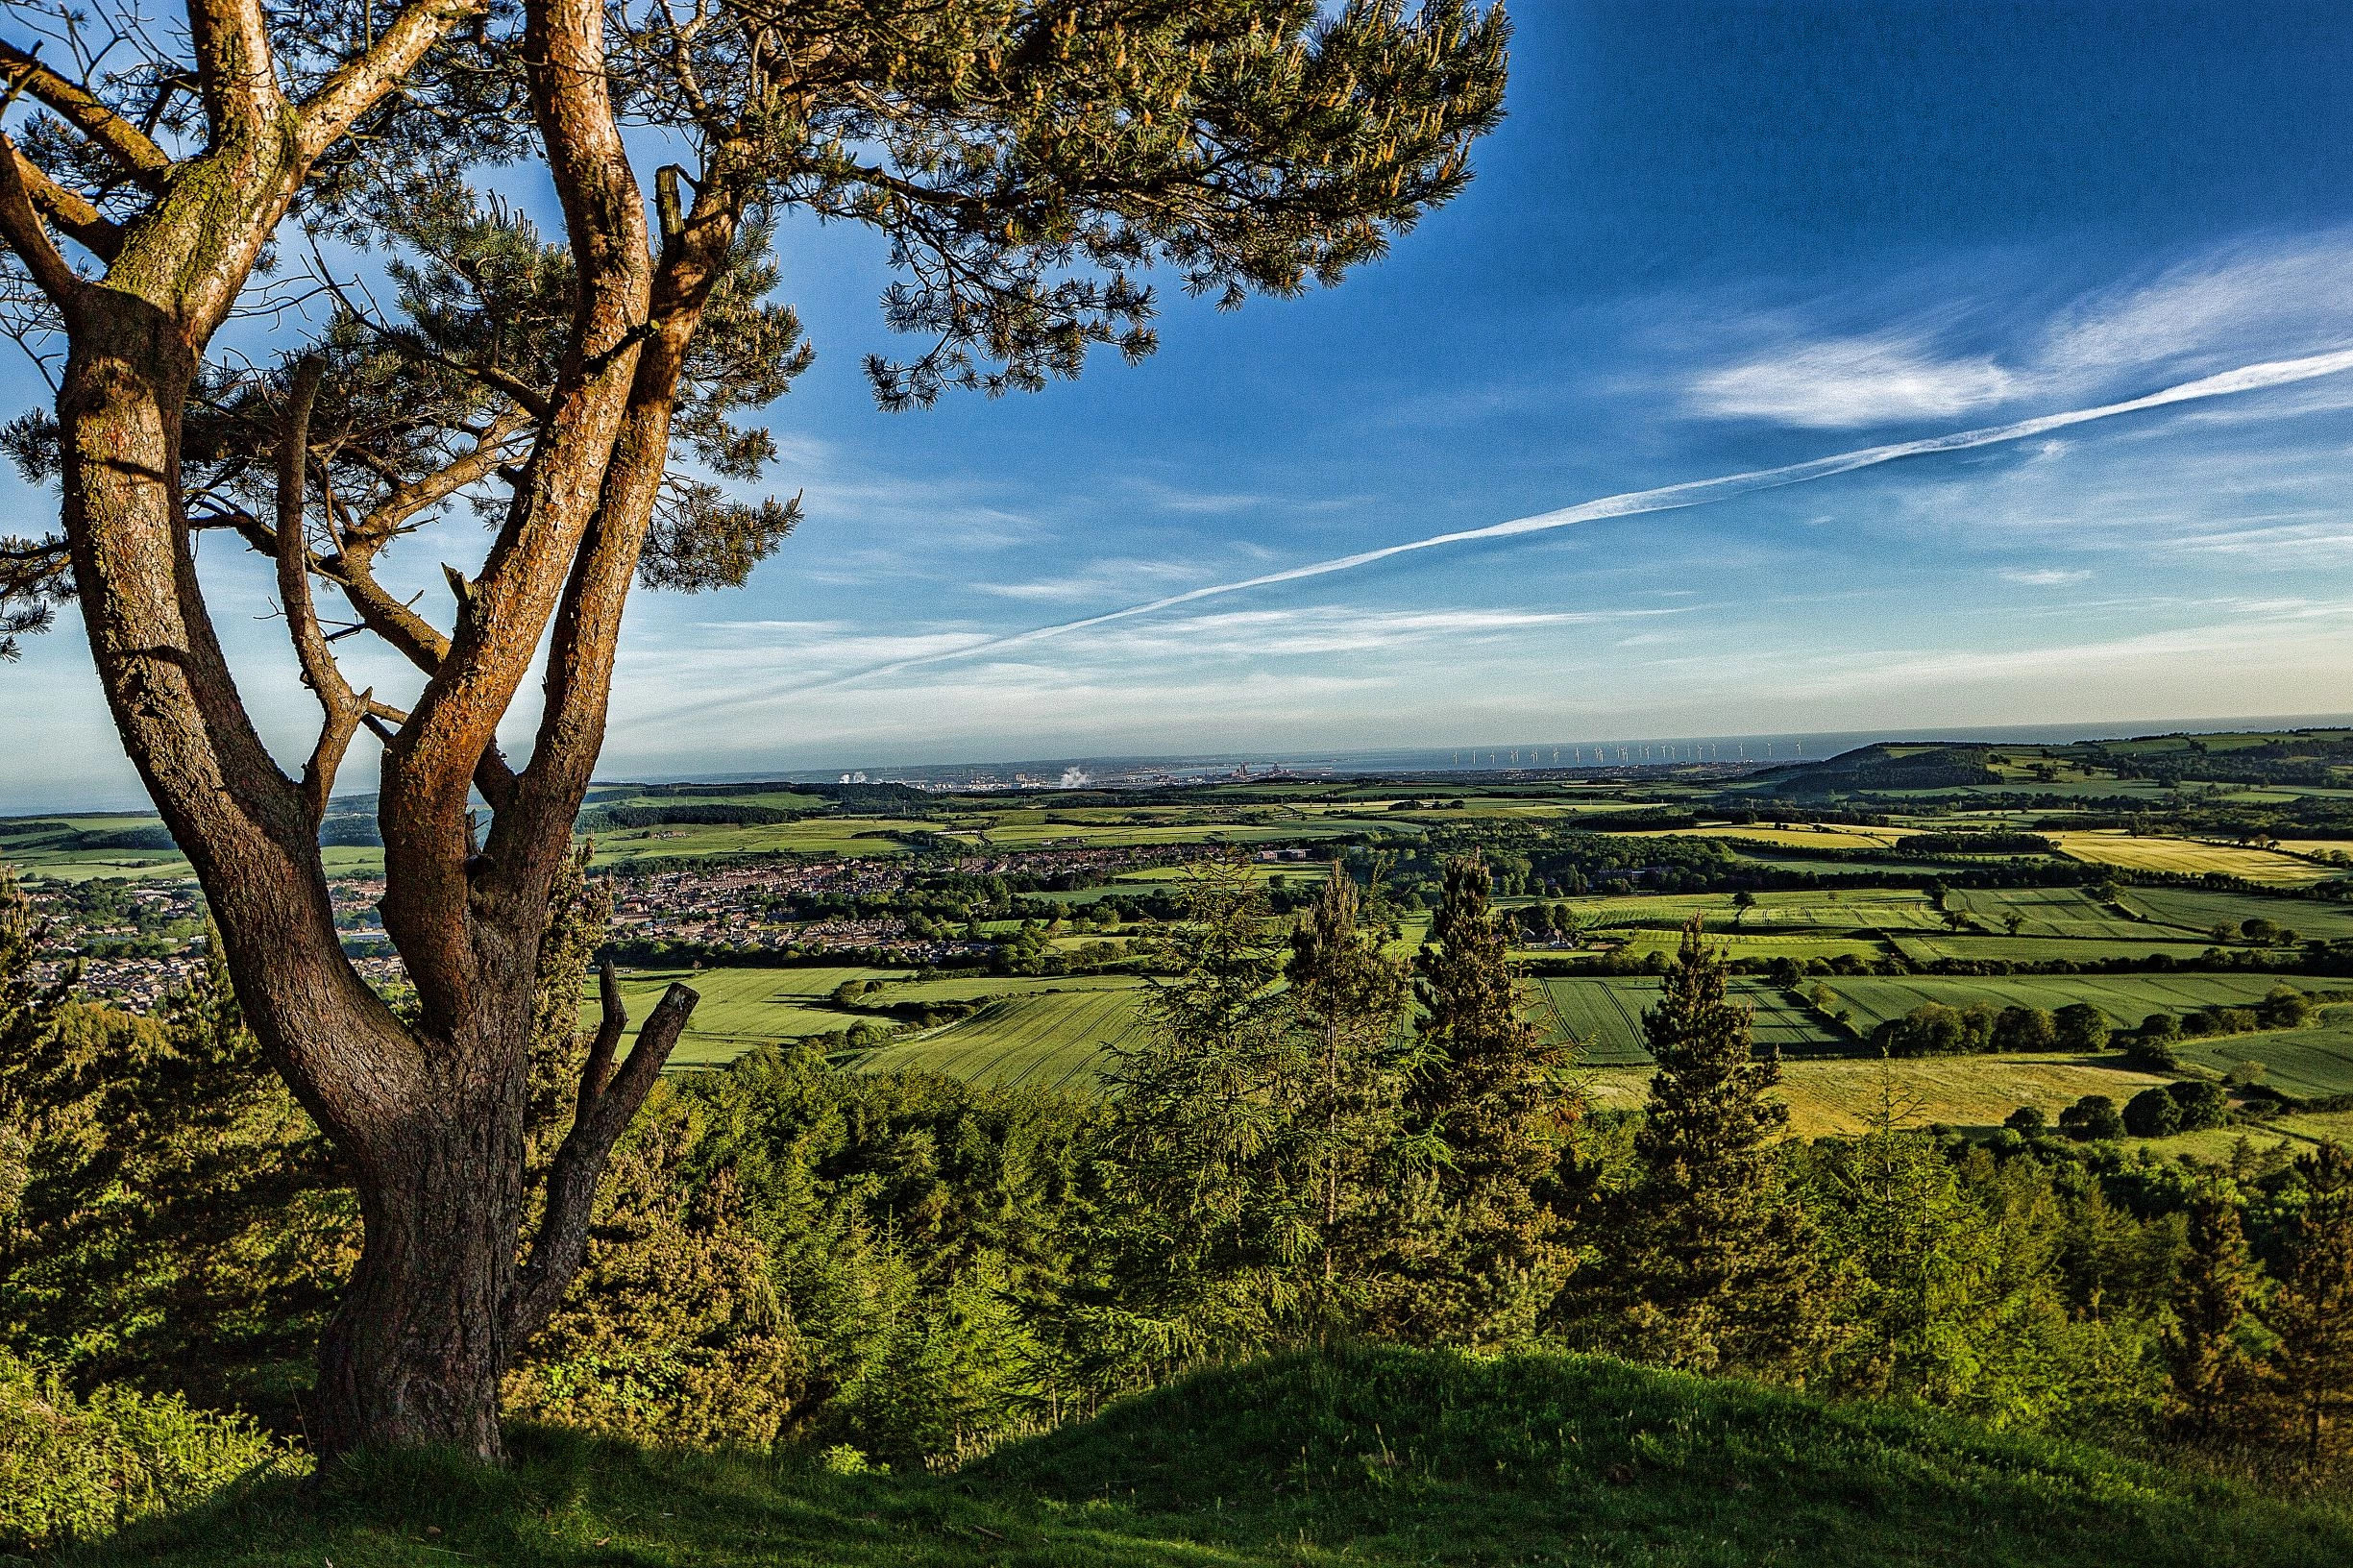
1686,228,2353,431
1998,567,2094,585
1690,332,2019,427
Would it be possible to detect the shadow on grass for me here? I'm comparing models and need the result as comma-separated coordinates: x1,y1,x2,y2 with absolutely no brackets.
62,1347,2353,1568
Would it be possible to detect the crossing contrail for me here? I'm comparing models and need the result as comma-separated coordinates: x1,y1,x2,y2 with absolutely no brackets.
689,347,2353,711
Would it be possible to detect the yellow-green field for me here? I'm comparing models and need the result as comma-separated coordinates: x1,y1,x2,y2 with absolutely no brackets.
853,985,1153,1090
1576,1054,2173,1137
585,966,903,1066
2047,830,2343,886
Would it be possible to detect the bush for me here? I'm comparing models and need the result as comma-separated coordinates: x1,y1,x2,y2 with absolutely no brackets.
2166,1079,2229,1132
0,1352,294,1552
2122,1087,2182,1139
2004,1105,2047,1134
2258,986,2313,1030
2058,1094,2125,1141
1991,1005,2057,1053
2053,1002,2110,1053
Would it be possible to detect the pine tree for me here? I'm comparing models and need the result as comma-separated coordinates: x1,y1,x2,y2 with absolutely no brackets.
2266,1142,2353,1462
1585,917,1813,1374
1097,855,1308,1360
1285,864,1412,1328
1400,853,1575,1345
2165,1184,2259,1439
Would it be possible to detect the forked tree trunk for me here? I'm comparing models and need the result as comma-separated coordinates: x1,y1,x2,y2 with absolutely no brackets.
18,0,706,1460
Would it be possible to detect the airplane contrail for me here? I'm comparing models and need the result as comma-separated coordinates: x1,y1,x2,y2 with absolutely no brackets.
685,347,2353,713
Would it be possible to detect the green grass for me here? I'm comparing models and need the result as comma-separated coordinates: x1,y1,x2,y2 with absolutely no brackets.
1535,977,1837,1065
1886,936,2223,966
2119,888,2353,943
2173,1007,2353,1098
1821,973,2307,1034
854,986,1153,1090
1946,887,2169,941
1565,888,1949,934
587,967,908,1066
76,1347,2353,1568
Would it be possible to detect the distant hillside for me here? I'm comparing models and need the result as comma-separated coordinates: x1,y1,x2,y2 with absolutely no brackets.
88,1347,2353,1566
1757,743,2003,796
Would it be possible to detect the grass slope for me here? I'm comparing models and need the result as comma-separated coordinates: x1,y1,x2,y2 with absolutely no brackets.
79,1349,2353,1567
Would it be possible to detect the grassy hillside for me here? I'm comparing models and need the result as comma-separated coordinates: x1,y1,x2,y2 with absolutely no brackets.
77,1348,2353,1567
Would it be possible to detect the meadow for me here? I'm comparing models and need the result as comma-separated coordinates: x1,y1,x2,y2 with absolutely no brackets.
1820,972,2303,1032
2172,1006,2353,1098
586,966,899,1066
1536,975,1835,1064
853,985,1153,1090
2048,829,2338,885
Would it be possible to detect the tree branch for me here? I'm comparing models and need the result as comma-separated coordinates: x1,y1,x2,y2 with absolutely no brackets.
186,0,286,140
299,0,491,159
10,148,121,261
0,40,173,188
507,975,697,1342
0,132,82,307
275,355,368,823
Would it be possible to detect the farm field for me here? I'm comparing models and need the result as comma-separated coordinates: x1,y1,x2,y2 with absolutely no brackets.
865,971,1147,1006
1577,1055,2173,1136
1534,976,1837,1065
1610,822,1916,851
1564,887,1946,932
853,986,1153,1090
1819,972,2309,1033
1945,887,2165,940
1603,928,1890,964
2047,830,2343,886
2119,886,2353,942
1885,934,2220,966
2172,1008,2353,1099
588,965,905,1066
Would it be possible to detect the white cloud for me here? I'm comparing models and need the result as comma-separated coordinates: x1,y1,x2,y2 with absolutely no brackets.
1998,568,2093,585
1688,332,2017,428
1687,229,2353,433
972,557,1208,602
2042,231,2353,377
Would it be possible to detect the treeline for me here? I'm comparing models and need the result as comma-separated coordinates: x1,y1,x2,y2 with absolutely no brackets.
5,861,2353,1548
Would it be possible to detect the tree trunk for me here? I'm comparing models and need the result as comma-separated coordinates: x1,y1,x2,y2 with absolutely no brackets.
312,1077,526,1458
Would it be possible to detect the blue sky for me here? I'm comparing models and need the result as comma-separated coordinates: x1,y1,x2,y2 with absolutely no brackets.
8,1,2353,807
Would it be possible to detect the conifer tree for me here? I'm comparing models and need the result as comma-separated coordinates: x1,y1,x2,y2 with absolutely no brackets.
1098,856,1307,1360
1285,863,1411,1326
2266,1141,2353,1461
2165,1184,2259,1440
1585,917,1813,1373
1401,852,1574,1344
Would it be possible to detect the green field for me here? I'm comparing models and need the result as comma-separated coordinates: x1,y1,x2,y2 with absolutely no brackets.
2120,886,2353,941
853,985,1152,1090
1602,928,1891,963
588,966,905,1066
1566,887,1946,933
1819,973,2306,1033
2173,1007,2353,1098
1946,886,2162,940
1886,934,2221,965
1535,976,1837,1065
